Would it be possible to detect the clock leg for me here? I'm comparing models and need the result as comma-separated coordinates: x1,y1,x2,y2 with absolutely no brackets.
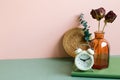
88,68,94,72
73,64,79,71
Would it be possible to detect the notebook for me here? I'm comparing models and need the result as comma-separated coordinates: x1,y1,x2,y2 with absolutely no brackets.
71,56,120,79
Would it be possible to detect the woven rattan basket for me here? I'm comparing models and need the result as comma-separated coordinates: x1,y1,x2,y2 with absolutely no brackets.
63,27,88,57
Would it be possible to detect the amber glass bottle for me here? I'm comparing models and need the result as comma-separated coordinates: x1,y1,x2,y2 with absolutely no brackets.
91,32,109,69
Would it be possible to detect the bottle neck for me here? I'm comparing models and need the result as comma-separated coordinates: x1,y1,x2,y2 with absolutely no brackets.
94,32,104,39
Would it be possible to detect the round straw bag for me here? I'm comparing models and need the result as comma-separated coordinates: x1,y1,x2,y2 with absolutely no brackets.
63,27,88,57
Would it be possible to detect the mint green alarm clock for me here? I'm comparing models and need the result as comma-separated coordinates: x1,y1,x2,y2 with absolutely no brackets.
75,48,94,71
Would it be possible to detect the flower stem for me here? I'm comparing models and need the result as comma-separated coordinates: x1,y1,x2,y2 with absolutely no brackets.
98,21,100,32
102,21,107,32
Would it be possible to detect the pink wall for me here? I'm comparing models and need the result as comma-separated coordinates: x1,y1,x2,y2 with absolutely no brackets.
0,0,120,59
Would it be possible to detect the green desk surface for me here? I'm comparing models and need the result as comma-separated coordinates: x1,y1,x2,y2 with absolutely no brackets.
0,56,119,80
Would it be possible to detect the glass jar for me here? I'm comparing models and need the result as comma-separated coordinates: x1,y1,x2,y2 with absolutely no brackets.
91,32,109,69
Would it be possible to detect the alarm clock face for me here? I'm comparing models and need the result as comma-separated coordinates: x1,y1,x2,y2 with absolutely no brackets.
75,51,94,71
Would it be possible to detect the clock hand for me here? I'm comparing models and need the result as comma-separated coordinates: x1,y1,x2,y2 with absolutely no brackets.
85,57,90,61
80,56,91,62
80,58,86,62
